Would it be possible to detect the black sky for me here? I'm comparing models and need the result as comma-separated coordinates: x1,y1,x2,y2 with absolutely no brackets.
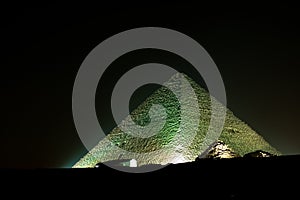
1,3,300,168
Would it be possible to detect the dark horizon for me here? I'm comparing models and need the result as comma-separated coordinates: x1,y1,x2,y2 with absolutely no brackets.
1,3,300,168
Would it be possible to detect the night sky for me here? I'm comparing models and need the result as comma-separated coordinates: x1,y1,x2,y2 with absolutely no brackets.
1,3,300,168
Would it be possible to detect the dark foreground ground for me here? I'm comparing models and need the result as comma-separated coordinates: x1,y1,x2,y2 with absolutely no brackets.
2,155,299,198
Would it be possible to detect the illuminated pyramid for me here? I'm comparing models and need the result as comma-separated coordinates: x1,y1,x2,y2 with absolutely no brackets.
73,73,279,168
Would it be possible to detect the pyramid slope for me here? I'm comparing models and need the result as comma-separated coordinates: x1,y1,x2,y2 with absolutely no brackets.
74,74,280,168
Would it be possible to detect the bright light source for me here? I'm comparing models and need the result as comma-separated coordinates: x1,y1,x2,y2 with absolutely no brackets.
130,159,137,167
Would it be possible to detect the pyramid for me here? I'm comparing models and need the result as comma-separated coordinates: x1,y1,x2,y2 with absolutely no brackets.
73,73,280,168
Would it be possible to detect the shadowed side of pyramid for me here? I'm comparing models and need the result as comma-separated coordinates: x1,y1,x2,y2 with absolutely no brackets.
73,73,280,168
